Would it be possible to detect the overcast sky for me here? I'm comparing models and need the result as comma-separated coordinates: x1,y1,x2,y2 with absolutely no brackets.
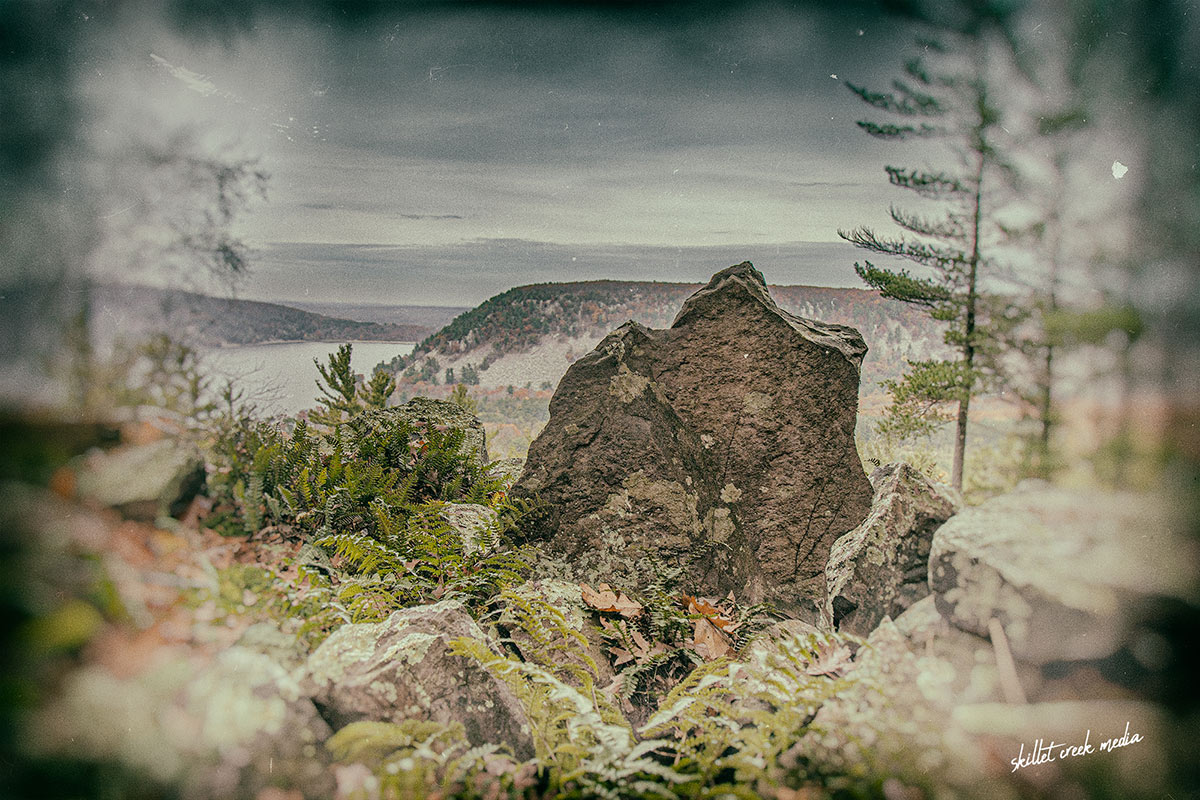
75,3,962,306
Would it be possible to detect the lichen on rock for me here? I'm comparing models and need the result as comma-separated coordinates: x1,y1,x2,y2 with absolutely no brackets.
927,484,1195,666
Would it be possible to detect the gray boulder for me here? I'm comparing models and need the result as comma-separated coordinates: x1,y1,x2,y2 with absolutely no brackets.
303,599,535,759
514,263,873,615
822,463,958,636
27,647,334,799
892,595,1023,705
928,483,1196,666
487,457,526,486
791,617,990,792
74,439,205,521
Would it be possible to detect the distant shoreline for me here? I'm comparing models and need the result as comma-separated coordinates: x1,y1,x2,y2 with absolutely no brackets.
205,339,419,349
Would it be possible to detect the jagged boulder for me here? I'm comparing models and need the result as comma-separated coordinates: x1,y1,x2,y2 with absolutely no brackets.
928,483,1196,667
73,438,205,521
513,263,873,615
822,463,958,636
303,599,535,760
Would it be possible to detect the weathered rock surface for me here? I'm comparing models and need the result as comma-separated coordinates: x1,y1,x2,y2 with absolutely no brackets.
822,463,958,636
792,617,990,793
303,599,535,759
741,618,821,662
928,483,1196,666
952,699,1170,794
487,456,525,486
513,263,873,614
74,438,205,520
793,608,1169,798
892,595,1018,704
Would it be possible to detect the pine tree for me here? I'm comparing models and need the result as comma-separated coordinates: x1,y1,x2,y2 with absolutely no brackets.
990,103,1090,479
449,383,478,415
312,343,360,426
839,37,1008,491
360,367,396,410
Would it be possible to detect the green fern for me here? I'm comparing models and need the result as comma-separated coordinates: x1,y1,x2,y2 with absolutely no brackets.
450,637,696,799
241,472,264,535
637,631,856,792
484,585,626,735
327,718,536,799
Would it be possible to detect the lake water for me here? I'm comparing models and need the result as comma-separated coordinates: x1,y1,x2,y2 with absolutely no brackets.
201,341,415,417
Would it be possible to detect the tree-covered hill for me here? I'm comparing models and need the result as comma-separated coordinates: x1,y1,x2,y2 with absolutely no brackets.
88,284,436,348
387,279,946,392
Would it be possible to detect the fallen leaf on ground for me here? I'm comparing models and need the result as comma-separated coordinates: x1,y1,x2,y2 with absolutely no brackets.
684,594,736,631
610,647,637,666
604,619,671,667
804,641,853,677
580,582,643,618
691,615,735,660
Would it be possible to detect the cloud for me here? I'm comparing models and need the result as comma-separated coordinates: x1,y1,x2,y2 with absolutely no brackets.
295,203,464,220
297,4,913,170
149,53,221,97
241,238,910,307
119,6,932,272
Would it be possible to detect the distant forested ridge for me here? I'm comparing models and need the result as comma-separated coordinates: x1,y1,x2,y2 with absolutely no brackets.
280,300,469,329
389,279,946,392
87,284,436,348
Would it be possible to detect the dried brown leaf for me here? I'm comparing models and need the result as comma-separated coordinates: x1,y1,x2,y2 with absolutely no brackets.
580,582,643,618
610,647,636,666
691,615,735,660
804,641,853,677
684,594,736,631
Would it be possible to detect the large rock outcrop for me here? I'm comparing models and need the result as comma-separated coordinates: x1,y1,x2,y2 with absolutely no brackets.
822,463,959,636
513,263,873,615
